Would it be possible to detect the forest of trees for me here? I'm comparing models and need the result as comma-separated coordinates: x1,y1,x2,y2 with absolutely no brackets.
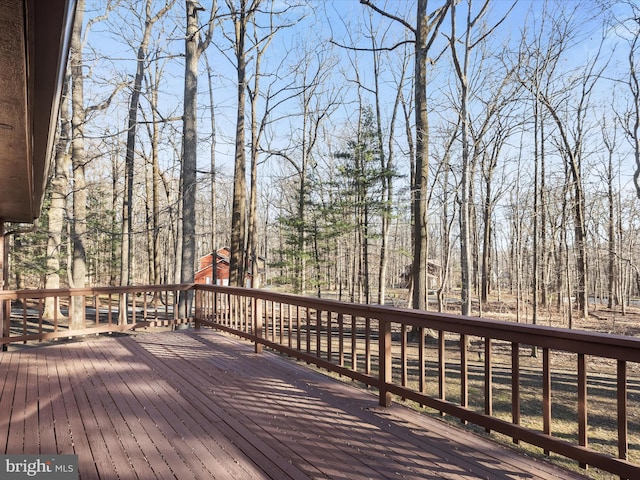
8,0,640,325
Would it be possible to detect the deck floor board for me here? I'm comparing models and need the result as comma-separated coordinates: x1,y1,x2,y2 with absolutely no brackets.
0,329,589,479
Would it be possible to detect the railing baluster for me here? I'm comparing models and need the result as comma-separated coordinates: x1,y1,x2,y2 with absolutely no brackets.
213,290,218,323
22,299,27,342
131,294,136,326
327,311,333,363
83,295,87,328
37,298,43,341
279,302,284,344
365,317,371,375
618,360,628,468
379,318,392,407
271,301,276,341
296,305,301,351
438,330,446,413
543,347,551,453
1,297,8,350
246,296,251,333
228,292,231,326
316,309,322,359
107,294,112,326
254,296,262,354
461,333,468,423
401,324,407,390
512,342,520,444
173,290,178,322
338,312,344,367
419,327,426,396
143,293,148,322
578,352,588,469
306,307,311,355
194,289,202,329
54,296,59,333
485,337,493,433
287,303,292,348
351,315,357,372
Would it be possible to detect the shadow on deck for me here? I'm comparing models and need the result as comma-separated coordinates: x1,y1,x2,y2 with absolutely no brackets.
1,329,587,479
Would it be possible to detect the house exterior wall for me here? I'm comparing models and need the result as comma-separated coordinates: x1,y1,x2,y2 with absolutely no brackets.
194,248,230,285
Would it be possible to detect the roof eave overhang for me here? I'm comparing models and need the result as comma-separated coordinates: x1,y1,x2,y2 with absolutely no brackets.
0,0,76,223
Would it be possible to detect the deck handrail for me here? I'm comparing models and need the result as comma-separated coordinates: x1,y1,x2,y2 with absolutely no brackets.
0,284,194,345
2,283,639,478
194,284,640,479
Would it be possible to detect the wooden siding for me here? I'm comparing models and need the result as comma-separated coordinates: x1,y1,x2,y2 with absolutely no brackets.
0,330,587,479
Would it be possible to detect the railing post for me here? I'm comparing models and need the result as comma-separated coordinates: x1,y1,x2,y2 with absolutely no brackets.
618,360,628,467
0,220,7,351
119,293,127,326
194,287,202,329
254,296,263,354
379,318,392,407
213,288,218,322
1,297,8,351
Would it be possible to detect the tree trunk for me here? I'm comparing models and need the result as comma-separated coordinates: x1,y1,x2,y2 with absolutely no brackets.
412,0,430,311
69,0,87,330
43,76,70,320
230,0,249,287
205,54,217,270
179,0,201,316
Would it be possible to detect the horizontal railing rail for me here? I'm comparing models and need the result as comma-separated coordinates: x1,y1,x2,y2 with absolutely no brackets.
194,284,640,480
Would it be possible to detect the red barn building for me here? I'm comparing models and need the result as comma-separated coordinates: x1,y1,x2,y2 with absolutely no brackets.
195,247,231,285
194,247,266,286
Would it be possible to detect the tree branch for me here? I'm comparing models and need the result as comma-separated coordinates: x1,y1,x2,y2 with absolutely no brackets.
329,38,414,52
359,0,416,34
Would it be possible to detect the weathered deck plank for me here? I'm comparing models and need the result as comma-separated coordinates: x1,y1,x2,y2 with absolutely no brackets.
0,329,589,479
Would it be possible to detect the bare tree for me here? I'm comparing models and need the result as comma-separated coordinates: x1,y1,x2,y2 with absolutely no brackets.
204,52,218,269
601,116,619,309
120,0,175,292
246,2,302,289
616,5,640,199
179,0,216,315
448,0,514,315
68,0,88,329
224,0,261,286
366,14,406,305
43,76,71,320
69,0,121,327
518,3,607,319
361,0,450,311
270,49,340,295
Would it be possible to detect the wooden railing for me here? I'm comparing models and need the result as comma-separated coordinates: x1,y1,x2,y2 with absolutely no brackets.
0,284,193,346
194,284,640,479
2,283,639,478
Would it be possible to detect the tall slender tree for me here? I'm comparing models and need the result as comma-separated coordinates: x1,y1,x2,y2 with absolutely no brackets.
225,0,261,287
179,0,216,315
68,0,88,329
120,0,175,291
43,76,70,320
361,0,450,311
448,0,514,315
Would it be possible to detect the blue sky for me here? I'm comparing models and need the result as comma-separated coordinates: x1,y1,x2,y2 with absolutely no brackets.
80,0,639,210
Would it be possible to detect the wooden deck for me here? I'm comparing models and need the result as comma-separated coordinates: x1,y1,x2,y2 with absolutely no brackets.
0,329,588,479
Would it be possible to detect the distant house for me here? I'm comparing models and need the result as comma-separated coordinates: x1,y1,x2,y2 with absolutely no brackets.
195,247,231,286
400,261,441,290
194,247,265,287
